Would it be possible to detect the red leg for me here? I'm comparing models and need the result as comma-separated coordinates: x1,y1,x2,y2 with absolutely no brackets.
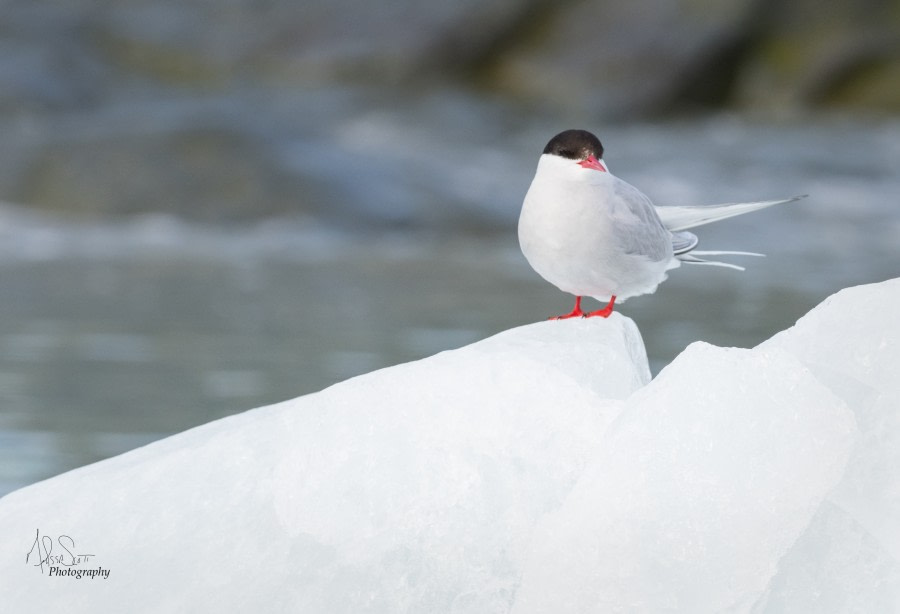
551,296,584,320
585,295,616,318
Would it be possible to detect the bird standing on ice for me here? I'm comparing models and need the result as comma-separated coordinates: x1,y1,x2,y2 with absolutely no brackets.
518,129,803,319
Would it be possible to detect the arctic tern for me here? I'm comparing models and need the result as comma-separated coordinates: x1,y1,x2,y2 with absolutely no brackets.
518,129,803,319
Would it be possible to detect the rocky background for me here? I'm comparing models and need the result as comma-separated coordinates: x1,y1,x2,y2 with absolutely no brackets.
1,0,897,224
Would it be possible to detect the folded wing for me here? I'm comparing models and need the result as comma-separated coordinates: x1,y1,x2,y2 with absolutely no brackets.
656,195,806,232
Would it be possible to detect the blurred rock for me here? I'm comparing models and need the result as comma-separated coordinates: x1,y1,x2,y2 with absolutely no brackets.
0,2,108,114
733,0,900,112
5,95,530,227
13,122,326,221
86,0,529,87
0,0,897,221
477,0,900,115
474,0,760,116
3,0,897,115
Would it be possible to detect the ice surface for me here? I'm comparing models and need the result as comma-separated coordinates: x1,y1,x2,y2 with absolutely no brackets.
1,279,899,613
756,277,900,609
512,342,856,613
0,315,646,613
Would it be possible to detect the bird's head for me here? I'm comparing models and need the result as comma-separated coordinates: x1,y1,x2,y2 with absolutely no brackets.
542,129,608,173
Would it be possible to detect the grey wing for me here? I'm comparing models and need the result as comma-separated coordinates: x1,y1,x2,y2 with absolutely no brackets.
656,195,806,231
610,180,673,262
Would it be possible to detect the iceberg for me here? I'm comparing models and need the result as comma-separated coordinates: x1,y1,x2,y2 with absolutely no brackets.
1,279,898,613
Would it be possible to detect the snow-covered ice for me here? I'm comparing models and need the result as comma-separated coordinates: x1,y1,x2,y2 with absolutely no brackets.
1,278,899,613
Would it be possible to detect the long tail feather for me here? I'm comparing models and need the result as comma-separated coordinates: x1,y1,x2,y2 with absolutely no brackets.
677,255,745,270
677,251,765,271
690,250,764,257
656,195,806,232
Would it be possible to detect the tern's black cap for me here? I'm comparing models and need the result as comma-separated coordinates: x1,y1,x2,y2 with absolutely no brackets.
542,129,604,161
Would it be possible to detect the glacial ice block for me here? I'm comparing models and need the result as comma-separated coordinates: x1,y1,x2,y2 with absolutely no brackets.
757,278,900,609
511,342,857,614
2,279,899,613
0,314,647,613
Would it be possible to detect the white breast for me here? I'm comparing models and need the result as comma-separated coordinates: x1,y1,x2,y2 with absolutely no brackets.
518,155,675,302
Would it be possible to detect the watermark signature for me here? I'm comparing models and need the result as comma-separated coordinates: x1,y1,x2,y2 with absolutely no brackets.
25,529,110,579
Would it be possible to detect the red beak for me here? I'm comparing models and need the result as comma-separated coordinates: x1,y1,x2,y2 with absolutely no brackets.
577,155,607,172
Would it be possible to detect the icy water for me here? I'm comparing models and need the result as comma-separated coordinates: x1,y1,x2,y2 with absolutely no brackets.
1,115,898,496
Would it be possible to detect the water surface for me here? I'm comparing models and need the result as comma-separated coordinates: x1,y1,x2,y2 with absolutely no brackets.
1,115,897,496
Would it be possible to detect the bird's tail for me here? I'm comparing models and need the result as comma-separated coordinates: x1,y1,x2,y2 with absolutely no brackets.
657,195,806,232
670,231,764,270
676,250,765,271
